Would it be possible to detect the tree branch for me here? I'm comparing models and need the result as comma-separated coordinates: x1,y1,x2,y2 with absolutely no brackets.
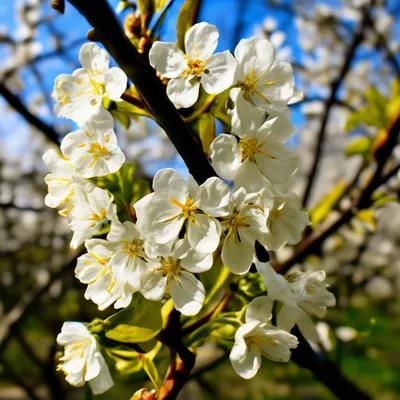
0,82,60,146
67,0,216,184
301,3,373,208
291,327,371,400
157,310,196,400
277,114,400,274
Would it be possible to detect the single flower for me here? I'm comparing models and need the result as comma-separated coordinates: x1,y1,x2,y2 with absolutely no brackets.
230,296,298,379
256,187,310,251
220,188,268,275
60,109,125,178
210,116,297,192
69,186,117,249
75,239,120,310
256,262,335,342
138,239,213,316
57,322,113,394
149,22,236,109
230,37,294,115
134,168,230,253
52,43,127,124
42,149,94,217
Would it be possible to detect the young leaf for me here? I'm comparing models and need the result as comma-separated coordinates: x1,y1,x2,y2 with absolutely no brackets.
345,137,371,158
310,180,348,225
176,0,201,50
142,356,161,391
191,113,216,155
104,293,162,343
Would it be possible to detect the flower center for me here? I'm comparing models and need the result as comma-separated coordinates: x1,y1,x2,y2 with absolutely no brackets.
239,137,275,162
158,257,183,281
271,208,282,219
184,56,206,77
221,210,251,242
166,196,199,223
123,239,144,258
89,208,107,221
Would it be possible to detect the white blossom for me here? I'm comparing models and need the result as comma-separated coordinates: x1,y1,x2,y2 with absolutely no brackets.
230,296,298,379
60,109,125,178
52,43,127,124
149,22,236,109
134,168,230,253
257,188,310,251
69,187,117,249
42,149,94,216
220,188,268,275
210,116,297,192
230,37,295,128
257,262,335,342
138,239,213,316
75,239,120,310
57,322,113,394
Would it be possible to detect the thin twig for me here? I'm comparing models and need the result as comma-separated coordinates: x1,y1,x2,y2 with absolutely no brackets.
0,82,60,146
302,3,373,208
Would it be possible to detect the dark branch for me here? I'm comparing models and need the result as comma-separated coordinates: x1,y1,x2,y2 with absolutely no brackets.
301,4,373,208
291,327,371,400
0,82,60,146
277,114,400,274
67,0,216,184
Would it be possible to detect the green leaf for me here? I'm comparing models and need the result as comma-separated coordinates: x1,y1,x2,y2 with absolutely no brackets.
310,180,348,225
142,357,161,391
210,88,231,131
105,293,162,343
191,113,216,155
131,180,151,206
176,0,201,50
345,85,389,131
356,209,376,231
113,99,153,119
345,137,371,157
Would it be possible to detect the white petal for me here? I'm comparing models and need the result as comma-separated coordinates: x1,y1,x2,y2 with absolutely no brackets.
152,168,187,191
234,37,275,70
255,142,297,184
140,271,167,301
259,61,294,105
187,214,221,253
167,77,200,109
297,309,319,342
106,67,127,99
185,22,218,59
170,271,205,316
277,304,298,332
88,355,114,394
230,332,261,379
210,134,241,181
221,234,253,275
201,51,236,94
149,42,186,78
79,43,109,75
234,159,270,193
181,247,213,273
246,296,273,324
199,177,230,217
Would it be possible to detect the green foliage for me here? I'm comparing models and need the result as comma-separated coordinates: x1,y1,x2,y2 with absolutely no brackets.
176,0,201,50
345,137,371,158
309,180,348,225
345,80,400,133
345,87,389,131
104,293,162,343
191,113,216,155
91,162,151,221
210,88,232,130
142,356,161,390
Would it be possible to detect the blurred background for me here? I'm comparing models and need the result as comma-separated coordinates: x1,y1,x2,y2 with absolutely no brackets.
0,0,399,399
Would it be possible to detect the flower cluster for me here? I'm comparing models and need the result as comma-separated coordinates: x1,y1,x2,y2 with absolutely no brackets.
45,23,335,394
